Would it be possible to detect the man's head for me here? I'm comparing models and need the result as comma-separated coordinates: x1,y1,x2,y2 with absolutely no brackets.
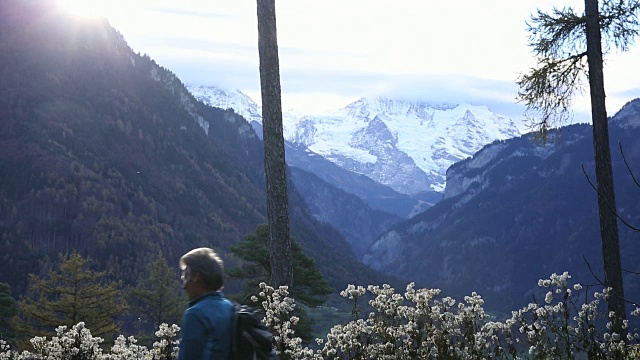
179,248,225,300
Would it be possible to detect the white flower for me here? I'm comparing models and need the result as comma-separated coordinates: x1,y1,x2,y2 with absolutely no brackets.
538,279,551,287
573,283,583,291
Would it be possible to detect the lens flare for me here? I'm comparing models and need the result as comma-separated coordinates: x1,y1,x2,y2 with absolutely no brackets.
55,0,110,19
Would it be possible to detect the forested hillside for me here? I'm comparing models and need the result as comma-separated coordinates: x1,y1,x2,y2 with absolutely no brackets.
0,0,393,296
364,109,640,312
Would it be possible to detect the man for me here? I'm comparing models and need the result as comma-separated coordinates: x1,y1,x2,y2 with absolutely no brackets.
178,248,234,360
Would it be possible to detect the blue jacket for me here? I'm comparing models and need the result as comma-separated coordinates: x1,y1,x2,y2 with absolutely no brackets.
178,291,234,360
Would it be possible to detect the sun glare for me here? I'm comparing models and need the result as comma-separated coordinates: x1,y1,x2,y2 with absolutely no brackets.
55,0,111,19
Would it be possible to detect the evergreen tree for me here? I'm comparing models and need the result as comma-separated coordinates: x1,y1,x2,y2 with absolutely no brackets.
229,224,333,340
229,224,332,305
127,253,185,336
0,283,18,340
256,0,293,290
16,253,126,341
517,0,640,337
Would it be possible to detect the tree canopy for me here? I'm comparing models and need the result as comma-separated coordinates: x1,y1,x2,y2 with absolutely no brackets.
229,224,333,341
16,253,126,341
517,0,640,132
229,224,332,307
127,253,185,337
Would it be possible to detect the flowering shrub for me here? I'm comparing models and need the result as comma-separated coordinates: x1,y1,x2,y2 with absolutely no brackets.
1,273,639,359
254,273,640,359
252,282,315,360
0,322,180,360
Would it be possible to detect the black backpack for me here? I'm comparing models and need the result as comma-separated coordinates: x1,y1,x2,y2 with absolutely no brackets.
231,303,278,360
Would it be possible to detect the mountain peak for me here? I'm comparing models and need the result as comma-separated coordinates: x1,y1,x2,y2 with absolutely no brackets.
188,85,262,125
612,98,640,128
186,84,522,194
344,96,458,117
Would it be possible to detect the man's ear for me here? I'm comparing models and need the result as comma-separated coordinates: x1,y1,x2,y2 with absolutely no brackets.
191,272,202,285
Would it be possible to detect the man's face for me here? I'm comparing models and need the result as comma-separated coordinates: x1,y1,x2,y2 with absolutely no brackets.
181,266,198,300
180,266,192,288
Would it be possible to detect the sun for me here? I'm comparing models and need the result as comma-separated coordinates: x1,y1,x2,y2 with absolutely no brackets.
55,0,111,19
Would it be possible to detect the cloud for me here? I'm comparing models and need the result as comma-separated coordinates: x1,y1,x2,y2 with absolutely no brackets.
276,71,530,120
169,58,260,91
382,75,518,105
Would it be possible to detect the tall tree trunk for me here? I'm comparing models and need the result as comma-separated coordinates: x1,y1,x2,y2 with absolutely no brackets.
256,0,293,289
584,0,626,338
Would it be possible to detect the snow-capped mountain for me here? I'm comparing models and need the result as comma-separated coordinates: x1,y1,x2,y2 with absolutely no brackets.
189,85,262,125
293,98,522,193
187,85,522,194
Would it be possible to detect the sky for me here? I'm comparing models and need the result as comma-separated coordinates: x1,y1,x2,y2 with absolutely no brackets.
60,0,640,126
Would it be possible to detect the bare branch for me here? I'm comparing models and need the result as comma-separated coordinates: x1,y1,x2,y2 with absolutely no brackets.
583,255,606,286
583,256,638,305
581,163,640,231
619,141,640,188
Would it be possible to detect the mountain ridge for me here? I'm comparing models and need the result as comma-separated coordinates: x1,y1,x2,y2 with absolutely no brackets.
188,85,523,195
362,102,640,311
0,1,396,295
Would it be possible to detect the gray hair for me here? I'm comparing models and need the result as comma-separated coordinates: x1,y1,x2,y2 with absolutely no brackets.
179,248,225,291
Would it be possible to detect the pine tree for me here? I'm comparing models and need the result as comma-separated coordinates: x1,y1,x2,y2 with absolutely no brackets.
517,0,640,338
229,224,332,305
256,0,293,290
229,224,333,340
127,254,185,337
0,283,18,340
17,253,126,341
